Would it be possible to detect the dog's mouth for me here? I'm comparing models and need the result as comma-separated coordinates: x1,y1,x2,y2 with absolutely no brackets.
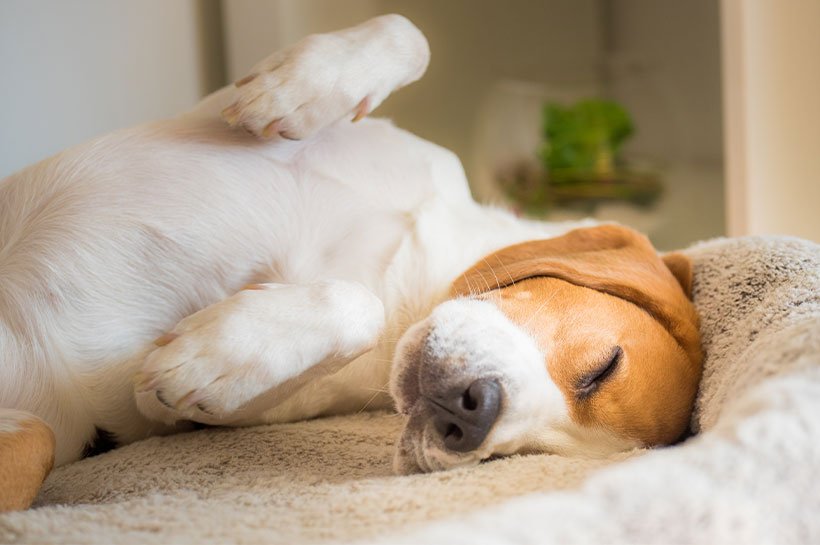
389,321,445,473
388,301,521,474
392,401,490,474
389,319,427,417
389,318,486,473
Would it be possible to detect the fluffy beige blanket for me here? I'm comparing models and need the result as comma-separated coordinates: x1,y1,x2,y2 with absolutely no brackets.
1,235,818,544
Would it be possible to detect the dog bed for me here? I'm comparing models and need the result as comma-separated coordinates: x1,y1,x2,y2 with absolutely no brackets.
1,234,818,545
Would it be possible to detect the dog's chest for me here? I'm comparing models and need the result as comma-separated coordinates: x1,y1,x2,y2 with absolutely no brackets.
254,118,472,289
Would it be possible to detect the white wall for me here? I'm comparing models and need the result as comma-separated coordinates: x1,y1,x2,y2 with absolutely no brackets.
606,0,723,165
222,0,378,74
0,0,206,178
605,0,724,248
722,0,820,242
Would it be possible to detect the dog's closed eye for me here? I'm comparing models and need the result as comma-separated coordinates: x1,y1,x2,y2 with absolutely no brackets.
576,346,623,399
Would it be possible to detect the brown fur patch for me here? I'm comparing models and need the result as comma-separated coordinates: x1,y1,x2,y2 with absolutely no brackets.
0,415,55,512
153,332,179,347
662,251,694,298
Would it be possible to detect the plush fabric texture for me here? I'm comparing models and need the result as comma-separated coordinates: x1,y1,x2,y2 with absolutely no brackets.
1,235,818,545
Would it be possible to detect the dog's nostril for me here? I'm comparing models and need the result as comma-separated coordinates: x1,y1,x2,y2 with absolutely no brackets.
444,423,464,441
461,390,478,411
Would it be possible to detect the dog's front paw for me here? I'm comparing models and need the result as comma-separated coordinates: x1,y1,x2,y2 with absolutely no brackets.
221,14,428,140
134,280,384,425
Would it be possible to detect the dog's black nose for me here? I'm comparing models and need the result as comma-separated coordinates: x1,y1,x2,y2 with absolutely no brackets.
428,378,502,452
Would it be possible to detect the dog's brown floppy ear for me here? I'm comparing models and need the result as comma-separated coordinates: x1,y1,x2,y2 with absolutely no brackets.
661,252,693,299
451,224,636,297
451,224,701,370
452,224,656,297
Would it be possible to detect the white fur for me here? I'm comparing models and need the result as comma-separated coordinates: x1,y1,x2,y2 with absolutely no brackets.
135,280,385,426
0,408,34,434
222,14,429,139
0,14,604,470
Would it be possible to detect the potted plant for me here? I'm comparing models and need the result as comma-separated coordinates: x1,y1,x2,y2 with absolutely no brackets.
499,98,662,215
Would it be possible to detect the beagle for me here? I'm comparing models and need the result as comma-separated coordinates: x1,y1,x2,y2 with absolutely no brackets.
0,14,701,509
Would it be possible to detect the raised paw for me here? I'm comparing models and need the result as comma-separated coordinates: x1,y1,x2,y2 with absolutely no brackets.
134,280,384,425
221,14,429,140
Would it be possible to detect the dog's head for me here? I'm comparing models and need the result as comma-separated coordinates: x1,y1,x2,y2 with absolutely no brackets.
389,224,702,473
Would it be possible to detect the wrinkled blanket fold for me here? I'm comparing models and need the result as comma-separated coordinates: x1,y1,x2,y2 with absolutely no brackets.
1,235,818,545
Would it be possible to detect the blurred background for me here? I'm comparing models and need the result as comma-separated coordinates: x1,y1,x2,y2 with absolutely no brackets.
1,1,817,247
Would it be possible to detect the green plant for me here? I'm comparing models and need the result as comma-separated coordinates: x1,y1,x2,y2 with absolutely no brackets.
498,97,661,214
540,99,633,182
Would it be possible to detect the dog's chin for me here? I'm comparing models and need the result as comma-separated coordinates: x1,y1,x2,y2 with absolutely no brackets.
392,404,484,475
388,318,427,415
388,336,430,474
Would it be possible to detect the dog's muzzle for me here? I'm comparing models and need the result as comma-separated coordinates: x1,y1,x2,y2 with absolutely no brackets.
390,298,540,473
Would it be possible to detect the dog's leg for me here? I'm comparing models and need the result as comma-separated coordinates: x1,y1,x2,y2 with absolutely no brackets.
0,410,55,512
189,14,429,139
134,280,384,426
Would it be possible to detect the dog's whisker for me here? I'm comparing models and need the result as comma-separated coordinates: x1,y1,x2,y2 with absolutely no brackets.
475,270,493,294
521,294,553,329
494,254,517,289
462,275,477,298
356,389,385,414
481,257,503,291
360,385,391,393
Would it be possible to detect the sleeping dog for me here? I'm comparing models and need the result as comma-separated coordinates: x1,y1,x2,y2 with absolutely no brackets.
0,15,701,510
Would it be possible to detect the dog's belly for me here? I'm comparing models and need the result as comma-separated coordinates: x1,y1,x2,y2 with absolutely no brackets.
0,116,471,458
